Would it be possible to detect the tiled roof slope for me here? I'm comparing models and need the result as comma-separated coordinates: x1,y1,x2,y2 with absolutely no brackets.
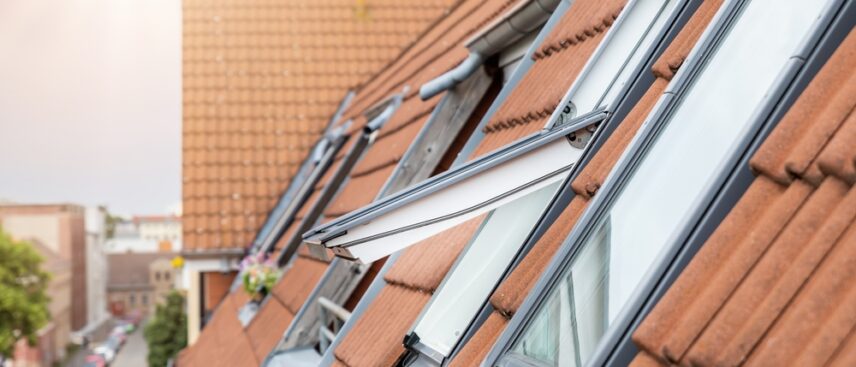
631,28,856,367
449,1,724,364
182,0,520,363
182,0,455,251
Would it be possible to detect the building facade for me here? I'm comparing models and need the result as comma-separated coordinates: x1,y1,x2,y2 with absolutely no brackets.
107,252,177,317
0,204,88,331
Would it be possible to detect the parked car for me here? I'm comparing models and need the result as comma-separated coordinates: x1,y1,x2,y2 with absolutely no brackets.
83,354,106,367
92,335,121,364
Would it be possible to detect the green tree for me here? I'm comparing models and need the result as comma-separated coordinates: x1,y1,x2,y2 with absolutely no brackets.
144,291,188,367
0,228,51,360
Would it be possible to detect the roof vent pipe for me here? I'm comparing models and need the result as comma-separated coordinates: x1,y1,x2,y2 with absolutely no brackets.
419,0,560,100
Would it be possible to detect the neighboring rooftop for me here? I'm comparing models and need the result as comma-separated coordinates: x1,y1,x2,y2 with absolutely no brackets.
107,252,176,289
181,0,457,252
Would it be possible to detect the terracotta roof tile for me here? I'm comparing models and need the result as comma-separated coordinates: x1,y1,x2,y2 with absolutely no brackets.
179,294,260,367
384,215,486,292
246,298,295,361
323,164,396,218
750,31,856,186
447,308,508,367
334,285,432,367
271,256,329,313
816,111,856,184
571,78,667,198
182,0,454,251
186,0,522,360
632,27,856,367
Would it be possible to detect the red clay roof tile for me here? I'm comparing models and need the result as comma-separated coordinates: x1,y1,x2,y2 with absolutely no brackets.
334,285,432,367
246,298,295,361
490,196,588,315
182,0,453,251
384,215,487,292
448,311,508,367
271,256,329,313
750,31,856,186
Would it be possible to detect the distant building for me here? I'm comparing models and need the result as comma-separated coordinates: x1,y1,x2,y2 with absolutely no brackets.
80,207,110,338
0,204,88,331
104,215,181,253
107,252,177,317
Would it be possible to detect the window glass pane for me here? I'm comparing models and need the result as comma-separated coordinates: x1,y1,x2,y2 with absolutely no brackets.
509,0,828,365
412,180,562,356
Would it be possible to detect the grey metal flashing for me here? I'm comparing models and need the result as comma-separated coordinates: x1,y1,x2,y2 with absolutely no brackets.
484,0,846,365
419,0,560,100
598,2,854,365
383,66,497,196
453,0,574,165
303,109,606,247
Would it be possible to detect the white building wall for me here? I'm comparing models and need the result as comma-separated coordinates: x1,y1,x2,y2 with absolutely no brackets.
84,207,109,328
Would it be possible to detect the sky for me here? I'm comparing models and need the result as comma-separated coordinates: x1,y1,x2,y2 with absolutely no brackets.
0,0,181,216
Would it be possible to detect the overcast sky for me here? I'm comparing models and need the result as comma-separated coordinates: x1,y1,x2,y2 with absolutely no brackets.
0,0,181,216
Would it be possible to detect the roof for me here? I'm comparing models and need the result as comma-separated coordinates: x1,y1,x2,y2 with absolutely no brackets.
107,252,176,289
449,1,724,363
631,26,856,367
181,0,456,252
180,0,497,362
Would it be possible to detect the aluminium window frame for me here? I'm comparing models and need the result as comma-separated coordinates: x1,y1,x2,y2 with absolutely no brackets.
485,0,848,366
301,110,606,256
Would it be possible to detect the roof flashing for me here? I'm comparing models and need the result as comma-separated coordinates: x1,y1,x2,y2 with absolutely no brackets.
420,0,560,100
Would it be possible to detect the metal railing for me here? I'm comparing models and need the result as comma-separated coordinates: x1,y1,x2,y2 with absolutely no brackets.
317,297,351,353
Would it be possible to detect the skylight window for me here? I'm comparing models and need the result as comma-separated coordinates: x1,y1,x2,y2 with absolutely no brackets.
410,180,563,359
502,0,831,365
